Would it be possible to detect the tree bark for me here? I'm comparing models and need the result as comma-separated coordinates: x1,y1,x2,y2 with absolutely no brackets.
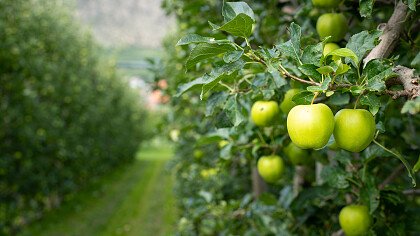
252,166,267,198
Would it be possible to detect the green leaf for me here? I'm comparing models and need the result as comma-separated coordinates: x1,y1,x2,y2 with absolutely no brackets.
216,13,255,38
299,64,322,81
177,34,217,46
186,43,236,69
307,77,331,92
328,93,350,106
205,92,229,117
292,91,314,105
360,176,380,214
359,0,374,18
176,60,244,97
401,97,420,115
222,1,255,21
316,66,334,75
223,50,244,63
335,62,351,75
360,93,380,115
276,22,302,64
374,140,417,187
413,155,420,173
267,62,287,88
364,59,398,92
301,42,323,66
327,48,359,66
225,95,246,126
346,30,381,66
321,166,351,189
407,0,417,11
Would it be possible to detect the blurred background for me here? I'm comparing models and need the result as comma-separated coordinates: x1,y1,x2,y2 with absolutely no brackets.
1,0,176,235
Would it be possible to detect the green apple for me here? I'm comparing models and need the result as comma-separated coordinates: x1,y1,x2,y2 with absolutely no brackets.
280,89,301,114
312,0,341,8
284,142,311,165
251,101,280,126
287,103,334,149
257,155,284,183
193,150,204,159
316,13,348,42
339,205,372,236
333,109,376,152
323,43,341,61
218,140,229,148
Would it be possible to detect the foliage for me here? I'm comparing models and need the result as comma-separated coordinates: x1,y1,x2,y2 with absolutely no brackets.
0,0,147,234
155,0,420,235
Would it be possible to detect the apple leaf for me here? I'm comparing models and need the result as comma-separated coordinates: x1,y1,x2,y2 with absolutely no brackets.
177,34,231,46
223,50,244,63
327,48,359,66
346,30,381,66
360,93,380,115
292,91,314,105
214,13,255,38
301,42,323,66
401,97,420,115
205,92,229,117
276,22,302,64
225,95,247,126
299,64,322,81
222,1,255,21
364,59,398,92
176,60,244,97
316,66,334,75
186,43,236,70
321,166,352,189
359,0,374,18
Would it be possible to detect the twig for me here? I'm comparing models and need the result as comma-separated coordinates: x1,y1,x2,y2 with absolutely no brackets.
293,166,306,197
403,189,420,195
331,229,345,236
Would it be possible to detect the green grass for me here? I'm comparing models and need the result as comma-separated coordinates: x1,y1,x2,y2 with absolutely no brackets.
20,146,177,236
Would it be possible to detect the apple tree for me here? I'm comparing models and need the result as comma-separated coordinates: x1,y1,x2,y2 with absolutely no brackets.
155,0,419,234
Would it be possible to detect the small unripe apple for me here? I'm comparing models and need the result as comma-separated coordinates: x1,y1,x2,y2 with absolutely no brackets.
284,142,311,165
287,103,334,149
257,155,284,183
280,89,301,114
218,140,229,148
323,43,341,61
333,109,376,152
251,101,280,126
339,205,372,236
316,13,348,42
193,150,204,159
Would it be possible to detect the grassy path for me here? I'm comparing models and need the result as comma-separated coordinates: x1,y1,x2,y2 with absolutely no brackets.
20,146,177,236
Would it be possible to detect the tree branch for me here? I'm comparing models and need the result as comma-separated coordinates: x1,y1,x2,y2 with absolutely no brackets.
363,1,419,99
403,189,420,195
363,1,408,65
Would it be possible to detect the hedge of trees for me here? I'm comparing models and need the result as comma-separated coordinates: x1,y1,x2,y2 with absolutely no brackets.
0,1,147,234
155,0,420,235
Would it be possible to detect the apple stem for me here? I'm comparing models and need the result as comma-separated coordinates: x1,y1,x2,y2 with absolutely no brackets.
311,92,319,105
353,93,363,109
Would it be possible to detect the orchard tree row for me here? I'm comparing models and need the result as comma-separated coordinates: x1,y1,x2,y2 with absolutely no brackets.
155,0,420,234
0,1,148,234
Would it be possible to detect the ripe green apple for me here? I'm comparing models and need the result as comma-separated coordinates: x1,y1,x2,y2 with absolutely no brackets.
284,142,311,165
312,0,341,8
287,103,334,149
257,155,284,183
251,101,280,126
280,89,301,114
316,13,348,42
339,205,372,236
333,109,376,152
